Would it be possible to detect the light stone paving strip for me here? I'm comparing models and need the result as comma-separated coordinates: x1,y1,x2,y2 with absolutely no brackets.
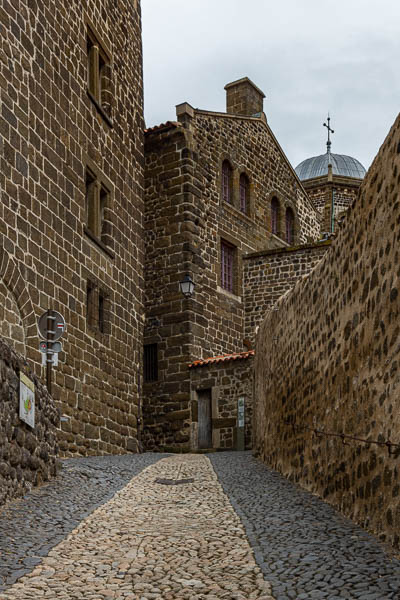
1,455,274,600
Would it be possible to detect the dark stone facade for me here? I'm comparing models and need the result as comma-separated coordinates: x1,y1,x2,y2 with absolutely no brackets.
0,337,59,506
143,81,321,451
0,1,144,455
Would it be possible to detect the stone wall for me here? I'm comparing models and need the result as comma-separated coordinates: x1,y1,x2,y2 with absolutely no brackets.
0,337,59,506
0,0,144,455
254,113,400,548
189,355,253,451
143,94,321,450
243,242,330,345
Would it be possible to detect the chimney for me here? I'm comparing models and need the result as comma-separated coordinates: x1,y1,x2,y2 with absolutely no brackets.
224,77,265,116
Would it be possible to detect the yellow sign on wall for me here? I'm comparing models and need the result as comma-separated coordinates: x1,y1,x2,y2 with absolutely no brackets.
19,372,35,428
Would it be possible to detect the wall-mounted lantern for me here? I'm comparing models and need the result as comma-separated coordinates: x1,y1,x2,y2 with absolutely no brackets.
179,274,195,298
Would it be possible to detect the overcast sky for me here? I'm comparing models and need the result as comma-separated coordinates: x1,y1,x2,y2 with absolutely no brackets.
142,0,400,172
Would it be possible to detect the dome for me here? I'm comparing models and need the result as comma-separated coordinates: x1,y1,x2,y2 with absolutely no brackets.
295,152,366,181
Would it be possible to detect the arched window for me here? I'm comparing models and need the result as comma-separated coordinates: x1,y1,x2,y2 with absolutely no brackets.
239,173,249,214
222,160,233,204
271,197,280,235
286,207,295,245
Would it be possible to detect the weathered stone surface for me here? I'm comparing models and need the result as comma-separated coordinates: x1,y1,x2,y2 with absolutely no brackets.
143,85,321,451
0,337,59,506
0,454,274,600
254,112,400,549
0,0,145,456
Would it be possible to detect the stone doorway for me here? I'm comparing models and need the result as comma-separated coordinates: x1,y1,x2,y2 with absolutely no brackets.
197,389,212,449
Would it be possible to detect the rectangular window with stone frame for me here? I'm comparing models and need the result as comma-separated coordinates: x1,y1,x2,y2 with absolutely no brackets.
87,23,113,125
221,239,236,293
86,279,111,337
85,166,113,256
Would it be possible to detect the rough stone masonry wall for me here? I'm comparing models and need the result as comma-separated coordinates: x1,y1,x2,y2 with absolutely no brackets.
186,110,321,362
0,337,59,506
243,242,330,345
0,0,144,455
143,110,321,451
254,112,400,548
143,124,198,451
189,358,253,451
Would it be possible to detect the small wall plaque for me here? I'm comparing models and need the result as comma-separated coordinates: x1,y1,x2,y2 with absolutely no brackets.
19,372,35,428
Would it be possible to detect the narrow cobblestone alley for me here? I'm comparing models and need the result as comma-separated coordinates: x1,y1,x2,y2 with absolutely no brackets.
0,452,399,600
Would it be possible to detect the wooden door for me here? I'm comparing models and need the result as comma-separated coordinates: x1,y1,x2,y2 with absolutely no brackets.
197,389,212,449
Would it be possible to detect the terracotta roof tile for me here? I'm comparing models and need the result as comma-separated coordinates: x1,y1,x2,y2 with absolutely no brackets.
188,350,254,368
144,121,180,135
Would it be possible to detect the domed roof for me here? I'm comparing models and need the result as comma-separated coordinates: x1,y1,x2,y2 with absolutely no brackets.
295,152,366,181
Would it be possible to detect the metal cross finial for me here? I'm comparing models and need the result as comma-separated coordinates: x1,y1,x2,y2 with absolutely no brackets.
323,114,334,156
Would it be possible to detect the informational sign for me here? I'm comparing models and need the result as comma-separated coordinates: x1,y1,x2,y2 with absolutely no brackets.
37,311,66,341
41,353,59,367
238,396,245,428
237,396,245,451
19,373,35,428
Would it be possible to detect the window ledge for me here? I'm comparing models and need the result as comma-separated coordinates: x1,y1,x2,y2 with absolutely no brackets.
87,90,114,128
221,201,253,224
84,226,115,259
217,285,242,303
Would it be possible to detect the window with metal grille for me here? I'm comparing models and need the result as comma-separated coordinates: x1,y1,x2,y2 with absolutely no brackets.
271,197,280,235
239,173,249,214
221,240,235,293
286,207,295,245
144,343,158,382
222,160,232,204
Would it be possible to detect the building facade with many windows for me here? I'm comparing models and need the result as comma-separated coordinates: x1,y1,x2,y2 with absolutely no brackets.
143,78,322,451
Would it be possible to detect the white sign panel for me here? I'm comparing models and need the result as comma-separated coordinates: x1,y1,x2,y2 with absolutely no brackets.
238,396,245,428
19,373,35,428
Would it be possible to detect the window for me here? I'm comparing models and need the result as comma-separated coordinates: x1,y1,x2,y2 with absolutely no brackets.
239,173,249,214
98,291,105,333
286,207,295,245
271,197,280,236
144,344,158,382
222,160,233,204
87,26,112,124
85,167,110,246
86,279,110,336
221,240,235,293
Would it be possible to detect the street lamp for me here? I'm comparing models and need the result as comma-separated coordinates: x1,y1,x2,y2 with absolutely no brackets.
179,274,195,298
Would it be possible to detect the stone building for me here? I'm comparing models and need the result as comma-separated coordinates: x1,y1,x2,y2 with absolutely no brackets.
143,78,322,452
0,0,144,456
295,123,366,234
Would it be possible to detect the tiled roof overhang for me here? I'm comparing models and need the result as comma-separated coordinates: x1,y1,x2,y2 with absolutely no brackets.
188,350,254,369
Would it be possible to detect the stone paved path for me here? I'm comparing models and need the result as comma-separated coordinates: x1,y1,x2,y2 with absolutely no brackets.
210,452,400,600
0,455,272,600
0,453,164,592
1,452,400,599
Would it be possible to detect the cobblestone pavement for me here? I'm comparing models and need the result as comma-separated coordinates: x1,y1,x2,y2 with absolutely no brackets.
1,452,400,599
0,453,164,592
1,454,272,600
210,452,400,600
